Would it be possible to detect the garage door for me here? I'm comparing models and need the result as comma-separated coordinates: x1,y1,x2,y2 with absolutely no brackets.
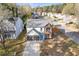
27,36,39,40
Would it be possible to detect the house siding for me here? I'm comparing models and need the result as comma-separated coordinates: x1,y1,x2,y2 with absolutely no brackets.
39,33,45,40
0,17,24,40
27,28,45,40
15,17,24,39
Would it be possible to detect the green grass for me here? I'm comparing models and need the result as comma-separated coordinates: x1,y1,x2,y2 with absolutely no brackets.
0,30,26,56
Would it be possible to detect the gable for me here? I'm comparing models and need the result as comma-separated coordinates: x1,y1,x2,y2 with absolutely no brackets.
45,23,52,28
27,28,33,33
27,29,39,36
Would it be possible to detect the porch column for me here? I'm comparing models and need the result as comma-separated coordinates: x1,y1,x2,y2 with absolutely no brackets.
43,35,45,40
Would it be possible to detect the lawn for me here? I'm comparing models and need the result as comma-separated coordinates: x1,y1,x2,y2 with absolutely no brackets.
40,30,79,56
0,30,26,56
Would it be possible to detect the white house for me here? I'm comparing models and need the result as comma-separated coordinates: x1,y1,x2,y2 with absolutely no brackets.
42,12,47,16
27,18,54,40
47,12,53,18
0,17,24,40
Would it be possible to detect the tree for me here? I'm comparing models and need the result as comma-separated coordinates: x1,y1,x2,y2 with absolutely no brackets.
18,4,32,29
33,4,65,13
0,4,14,22
42,6,48,12
1,3,17,17
18,5,32,15
62,3,79,16
74,4,79,17
51,4,65,13
62,3,75,15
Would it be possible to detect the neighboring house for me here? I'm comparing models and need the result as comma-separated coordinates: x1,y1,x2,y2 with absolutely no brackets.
0,17,24,40
27,18,54,40
31,12,40,19
36,11,42,16
42,12,47,16
47,12,53,17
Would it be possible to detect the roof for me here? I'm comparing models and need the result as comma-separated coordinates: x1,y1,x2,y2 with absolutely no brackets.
27,18,54,28
27,28,44,36
0,17,23,32
8,17,21,23
0,20,15,32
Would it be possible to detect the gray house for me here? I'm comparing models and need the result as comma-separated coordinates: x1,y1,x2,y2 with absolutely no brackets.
0,17,24,40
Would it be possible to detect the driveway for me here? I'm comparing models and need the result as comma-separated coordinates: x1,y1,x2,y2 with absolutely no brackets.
22,41,43,56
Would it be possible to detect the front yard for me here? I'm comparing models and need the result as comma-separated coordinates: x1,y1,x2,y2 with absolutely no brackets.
40,31,79,56
0,30,26,56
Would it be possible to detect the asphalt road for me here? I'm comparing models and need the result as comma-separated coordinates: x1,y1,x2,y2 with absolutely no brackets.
61,25,79,44
65,30,79,44
56,24,79,44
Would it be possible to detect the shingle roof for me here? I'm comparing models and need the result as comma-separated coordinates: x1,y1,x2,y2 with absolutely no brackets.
0,20,15,32
27,18,54,28
27,28,44,36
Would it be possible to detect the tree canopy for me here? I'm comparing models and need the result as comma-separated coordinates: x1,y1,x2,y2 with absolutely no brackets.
33,4,65,13
62,3,79,16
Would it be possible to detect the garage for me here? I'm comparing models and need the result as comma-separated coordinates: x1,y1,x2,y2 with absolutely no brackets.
27,35,39,41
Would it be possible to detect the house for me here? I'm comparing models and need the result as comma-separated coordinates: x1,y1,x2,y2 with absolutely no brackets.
0,17,24,40
42,12,47,16
47,12,53,18
27,18,54,40
31,12,40,19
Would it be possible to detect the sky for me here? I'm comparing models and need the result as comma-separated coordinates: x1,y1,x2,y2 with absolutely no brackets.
17,3,61,8
29,3,55,8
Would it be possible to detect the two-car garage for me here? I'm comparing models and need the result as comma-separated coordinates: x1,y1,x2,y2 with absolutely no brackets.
27,35,39,40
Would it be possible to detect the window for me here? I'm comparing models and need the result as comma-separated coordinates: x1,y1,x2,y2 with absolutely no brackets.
4,33,11,39
13,34,15,37
35,36,39,40
46,28,50,32
13,34,16,39
27,36,31,40
40,28,42,31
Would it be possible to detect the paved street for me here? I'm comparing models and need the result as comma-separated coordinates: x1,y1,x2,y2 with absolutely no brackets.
61,25,79,44
22,41,43,56
55,24,79,44
65,29,79,44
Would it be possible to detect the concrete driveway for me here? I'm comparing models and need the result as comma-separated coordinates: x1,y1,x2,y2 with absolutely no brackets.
22,41,43,56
